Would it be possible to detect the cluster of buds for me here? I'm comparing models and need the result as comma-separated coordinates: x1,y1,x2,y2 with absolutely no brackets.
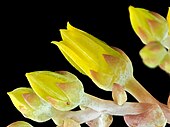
7,71,85,126
7,6,170,127
129,6,170,73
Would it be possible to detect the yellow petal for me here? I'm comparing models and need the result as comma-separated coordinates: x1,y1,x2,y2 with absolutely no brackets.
167,7,170,32
7,88,33,114
53,41,92,75
59,29,109,71
26,71,68,101
52,41,85,75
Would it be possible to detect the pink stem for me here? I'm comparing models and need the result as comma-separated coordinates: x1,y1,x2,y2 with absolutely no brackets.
125,76,170,123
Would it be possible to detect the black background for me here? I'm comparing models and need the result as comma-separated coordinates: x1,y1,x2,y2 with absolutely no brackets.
1,0,170,127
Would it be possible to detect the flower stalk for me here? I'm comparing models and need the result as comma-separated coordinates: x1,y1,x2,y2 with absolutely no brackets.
124,76,170,123
51,92,156,125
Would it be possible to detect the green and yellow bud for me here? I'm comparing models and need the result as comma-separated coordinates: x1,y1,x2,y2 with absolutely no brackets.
139,42,167,68
52,22,133,91
7,121,33,127
7,87,52,122
129,6,169,44
25,71,84,111
159,50,170,73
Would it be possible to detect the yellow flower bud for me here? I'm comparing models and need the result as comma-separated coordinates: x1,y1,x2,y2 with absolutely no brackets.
139,42,167,68
25,71,84,111
52,22,133,91
7,87,52,122
7,121,33,127
129,6,169,44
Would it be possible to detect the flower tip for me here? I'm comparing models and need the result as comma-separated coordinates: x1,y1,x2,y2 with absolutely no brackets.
59,29,68,37
51,41,58,45
128,5,135,12
7,91,12,97
66,21,78,31
67,21,72,28
25,72,37,82
25,72,32,79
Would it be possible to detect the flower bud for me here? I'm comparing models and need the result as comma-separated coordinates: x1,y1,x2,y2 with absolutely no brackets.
139,41,167,68
112,83,127,105
129,6,169,44
159,50,170,73
7,87,52,122
52,22,133,91
7,121,33,127
25,71,84,111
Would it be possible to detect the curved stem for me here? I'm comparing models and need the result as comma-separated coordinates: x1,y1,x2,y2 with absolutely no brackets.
125,76,159,103
80,93,153,115
125,76,170,123
51,108,101,125
51,92,154,126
